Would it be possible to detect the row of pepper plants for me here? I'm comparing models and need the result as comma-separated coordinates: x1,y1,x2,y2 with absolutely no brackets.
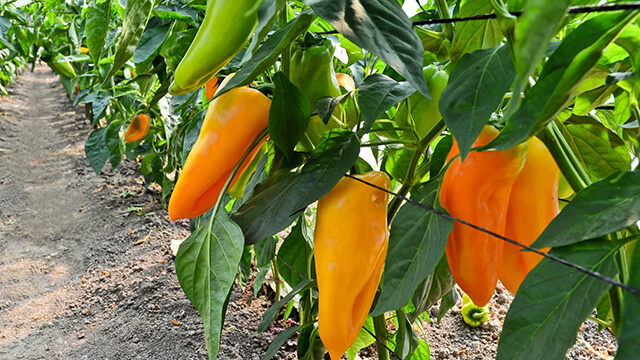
0,0,30,95
5,0,640,359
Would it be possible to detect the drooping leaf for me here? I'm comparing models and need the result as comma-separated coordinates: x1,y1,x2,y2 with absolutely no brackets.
276,219,313,288
440,45,515,160
174,211,245,359
358,73,416,131
409,254,455,322
106,0,157,81
84,127,109,176
106,119,124,169
132,22,171,66
533,170,640,249
372,180,452,316
85,0,111,64
311,0,430,98
449,0,503,66
496,239,622,360
269,71,310,159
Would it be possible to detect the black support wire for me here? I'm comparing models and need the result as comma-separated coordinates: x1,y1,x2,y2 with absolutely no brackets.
315,2,640,35
343,174,640,297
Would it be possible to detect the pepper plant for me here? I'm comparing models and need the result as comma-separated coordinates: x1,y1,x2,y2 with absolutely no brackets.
6,0,640,360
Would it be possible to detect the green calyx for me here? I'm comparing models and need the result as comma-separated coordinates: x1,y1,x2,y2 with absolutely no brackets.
461,294,490,327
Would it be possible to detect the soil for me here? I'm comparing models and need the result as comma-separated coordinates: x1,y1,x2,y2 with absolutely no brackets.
0,67,617,360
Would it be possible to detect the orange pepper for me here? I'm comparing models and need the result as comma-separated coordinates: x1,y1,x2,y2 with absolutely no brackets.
168,86,270,220
498,137,559,294
204,77,219,100
336,73,355,92
124,114,150,142
314,171,390,360
439,126,527,306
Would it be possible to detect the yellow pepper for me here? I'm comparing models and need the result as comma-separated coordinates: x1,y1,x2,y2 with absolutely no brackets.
314,171,391,360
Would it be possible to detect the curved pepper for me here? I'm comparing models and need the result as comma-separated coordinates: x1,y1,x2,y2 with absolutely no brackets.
396,65,448,143
49,54,76,79
289,37,343,144
124,114,150,142
461,294,490,327
498,137,559,294
314,171,391,360
169,0,258,95
439,126,527,307
204,77,219,100
168,86,271,220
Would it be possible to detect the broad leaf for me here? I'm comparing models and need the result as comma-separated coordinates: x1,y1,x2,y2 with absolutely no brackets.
616,240,640,359
449,0,503,66
232,130,360,244
358,74,416,131
276,219,313,288
106,0,157,81
487,10,640,151
132,22,170,66
409,254,455,322
84,127,109,175
258,279,315,333
85,0,110,64
269,72,310,159
312,0,430,98
372,180,452,316
217,10,316,97
152,5,198,25
242,0,284,63
106,119,124,169
440,45,515,160
175,211,245,359
346,317,376,360
496,239,621,360
533,170,640,249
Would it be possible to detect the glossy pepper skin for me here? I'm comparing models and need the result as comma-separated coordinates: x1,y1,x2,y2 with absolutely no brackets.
498,137,559,294
124,114,150,143
314,171,391,360
461,294,490,327
49,54,76,78
168,86,270,220
289,37,343,144
396,65,448,143
439,126,527,307
168,0,258,95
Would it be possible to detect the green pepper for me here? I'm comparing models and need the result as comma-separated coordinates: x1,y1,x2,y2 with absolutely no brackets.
48,54,76,79
396,65,448,144
169,0,259,95
461,294,490,327
13,26,27,41
289,36,343,145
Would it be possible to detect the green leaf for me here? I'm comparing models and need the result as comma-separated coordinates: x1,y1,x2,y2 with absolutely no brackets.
106,119,124,170
258,279,315,333
409,254,455,322
487,10,640,151
242,0,284,63
91,91,111,126
533,170,640,249
562,116,631,181
440,45,515,160
411,338,430,360
0,16,16,51
133,22,170,66
395,310,420,359
217,9,316,97
261,323,313,360
152,5,198,25
513,0,571,90
232,130,359,244
106,0,157,81
311,0,430,98
496,239,621,360
372,180,453,316
383,146,415,183
255,236,276,268
269,72,310,159
437,287,459,323
358,74,416,131
429,135,453,177
85,0,110,64
449,0,503,66
616,240,640,359
276,218,313,288
84,127,109,176
175,211,245,359
573,85,617,116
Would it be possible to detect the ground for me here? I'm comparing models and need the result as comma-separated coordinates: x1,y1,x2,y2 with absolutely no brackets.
0,67,617,360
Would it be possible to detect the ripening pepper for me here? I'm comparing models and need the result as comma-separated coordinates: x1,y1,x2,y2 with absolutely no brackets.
461,294,490,327
439,126,527,307
314,171,391,360
124,114,150,143
204,77,219,100
168,86,271,220
396,65,448,143
289,37,343,144
168,0,258,95
336,73,356,92
498,137,559,294
80,46,89,55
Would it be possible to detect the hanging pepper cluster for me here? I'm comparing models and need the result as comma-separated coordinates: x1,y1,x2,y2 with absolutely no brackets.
440,126,559,307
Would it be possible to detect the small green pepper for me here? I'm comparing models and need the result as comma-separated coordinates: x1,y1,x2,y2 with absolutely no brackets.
461,294,490,327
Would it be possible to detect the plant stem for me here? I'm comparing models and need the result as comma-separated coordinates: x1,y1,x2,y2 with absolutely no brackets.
434,0,454,41
373,314,390,360
271,257,281,303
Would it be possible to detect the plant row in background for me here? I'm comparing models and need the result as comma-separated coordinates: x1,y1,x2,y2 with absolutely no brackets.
2,0,640,359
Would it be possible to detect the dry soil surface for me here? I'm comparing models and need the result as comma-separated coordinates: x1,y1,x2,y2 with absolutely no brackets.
0,67,617,360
